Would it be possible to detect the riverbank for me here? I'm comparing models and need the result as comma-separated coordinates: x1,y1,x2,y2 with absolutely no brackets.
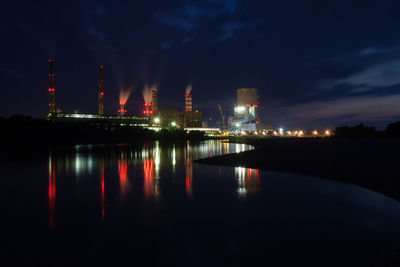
195,137,400,201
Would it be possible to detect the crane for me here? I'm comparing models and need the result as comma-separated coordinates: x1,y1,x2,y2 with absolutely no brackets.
218,104,225,130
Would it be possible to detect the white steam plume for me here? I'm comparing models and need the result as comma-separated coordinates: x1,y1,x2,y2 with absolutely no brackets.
142,84,153,104
185,84,192,95
119,89,131,105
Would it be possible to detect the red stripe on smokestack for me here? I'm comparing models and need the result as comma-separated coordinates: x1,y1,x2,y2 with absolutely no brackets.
185,94,192,111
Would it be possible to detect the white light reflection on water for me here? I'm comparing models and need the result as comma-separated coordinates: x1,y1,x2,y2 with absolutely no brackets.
235,167,260,197
154,141,160,179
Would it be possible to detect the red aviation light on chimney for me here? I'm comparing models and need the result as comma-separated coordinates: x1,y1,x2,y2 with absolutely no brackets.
48,58,55,114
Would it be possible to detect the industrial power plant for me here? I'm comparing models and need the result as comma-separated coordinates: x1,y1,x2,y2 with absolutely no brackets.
46,59,215,132
45,59,332,138
44,59,332,137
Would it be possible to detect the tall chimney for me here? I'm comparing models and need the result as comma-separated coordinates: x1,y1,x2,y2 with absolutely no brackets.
48,59,55,114
185,94,192,112
151,89,158,113
119,103,126,116
144,103,151,116
98,65,104,115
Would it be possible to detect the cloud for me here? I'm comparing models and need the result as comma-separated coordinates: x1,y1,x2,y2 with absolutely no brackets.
219,22,244,40
154,0,241,31
182,36,192,44
359,45,400,56
154,13,195,31
84,1,110,41
160,42,172,49
264,93,400,128
320,60,400,92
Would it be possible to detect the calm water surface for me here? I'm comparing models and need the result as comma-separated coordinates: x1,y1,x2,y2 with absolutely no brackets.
1,140,400,266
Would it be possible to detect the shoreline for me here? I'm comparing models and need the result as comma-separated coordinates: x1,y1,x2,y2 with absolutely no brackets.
195,138,400,201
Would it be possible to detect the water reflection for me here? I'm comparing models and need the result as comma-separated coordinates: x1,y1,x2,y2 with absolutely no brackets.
185,141,193,198
48,151,56,228
7,141,398,266
100,160,105,221
235,167,260,196
118,155,129,198
45,141,255,227
172,145,176,174
144,158,158,199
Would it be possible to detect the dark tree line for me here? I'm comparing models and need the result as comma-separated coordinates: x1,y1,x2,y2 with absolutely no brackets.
334,121,400,138
0,114,205,149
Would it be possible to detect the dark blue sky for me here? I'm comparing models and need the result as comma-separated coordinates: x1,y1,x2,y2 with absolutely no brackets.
1,0,400,129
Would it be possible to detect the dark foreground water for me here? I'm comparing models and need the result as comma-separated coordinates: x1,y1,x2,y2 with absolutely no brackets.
1,140,400,266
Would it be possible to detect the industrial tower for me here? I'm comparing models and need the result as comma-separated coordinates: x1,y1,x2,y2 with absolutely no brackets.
48,59,55,114
151,88,158,114
98,65,104,115
185,93,192,111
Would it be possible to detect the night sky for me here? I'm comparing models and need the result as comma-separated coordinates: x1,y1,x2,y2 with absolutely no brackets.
1,0,400,129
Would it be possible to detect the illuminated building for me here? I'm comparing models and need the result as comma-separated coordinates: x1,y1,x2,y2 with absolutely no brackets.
182,110,202,127
154,110,202,128
229,88,273,132
229,88,259,131
47,113,149,127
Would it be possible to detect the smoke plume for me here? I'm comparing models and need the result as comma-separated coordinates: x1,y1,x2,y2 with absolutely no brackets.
186,84,192,95
119,89,131,105
142,84,154,104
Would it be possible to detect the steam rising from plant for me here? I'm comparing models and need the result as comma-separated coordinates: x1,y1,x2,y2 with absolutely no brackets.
186,84,192,95
142,84,155,104
119,90,131,105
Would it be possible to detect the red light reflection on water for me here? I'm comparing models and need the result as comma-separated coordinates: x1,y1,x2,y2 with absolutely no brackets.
144,158,154,198
100,161,105,221
118,157,128,197
235,167,260,196
48,157,56,229
185,157,193,197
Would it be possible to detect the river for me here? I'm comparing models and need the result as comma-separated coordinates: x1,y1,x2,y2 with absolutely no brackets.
1,140,400,266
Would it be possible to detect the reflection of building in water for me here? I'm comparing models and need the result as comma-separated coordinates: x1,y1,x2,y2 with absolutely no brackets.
118,155,128,197
171,145,176,175
143,158,159,198
153,141,160,179
48,151,56,229
235,167,260,196
100,160,105,221
185,141,193,198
